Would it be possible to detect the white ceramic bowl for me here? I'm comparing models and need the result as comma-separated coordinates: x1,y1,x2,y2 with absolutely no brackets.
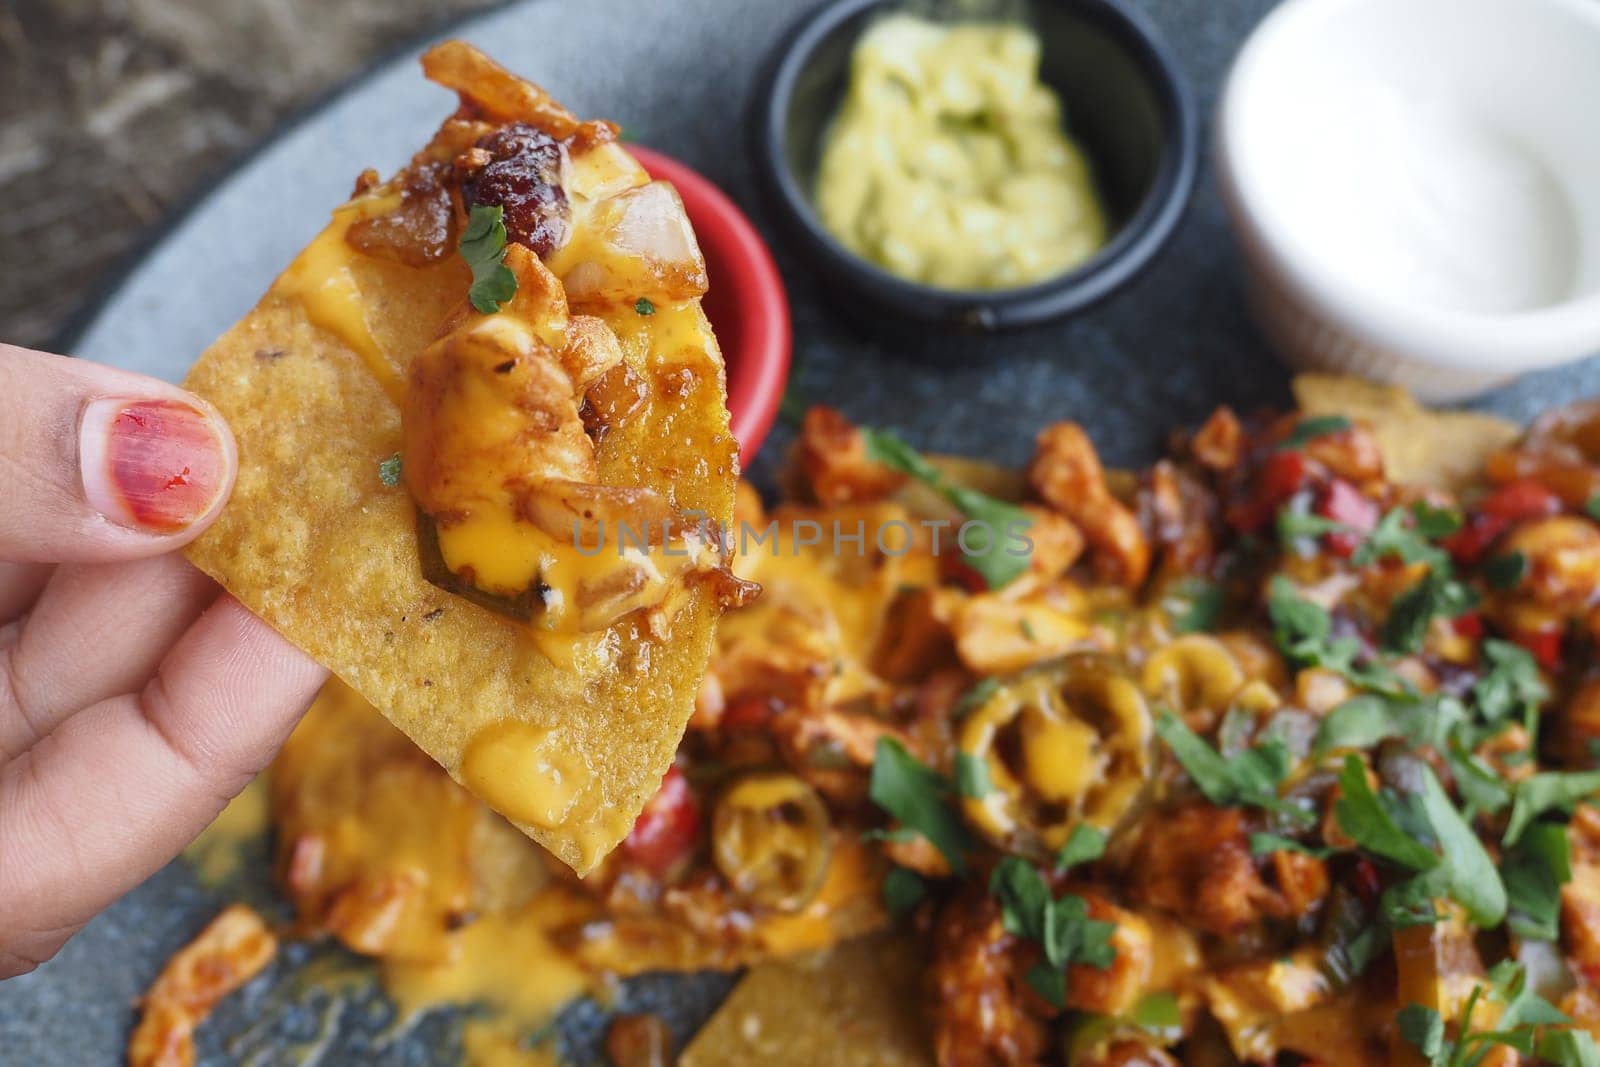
1216,0,1600,401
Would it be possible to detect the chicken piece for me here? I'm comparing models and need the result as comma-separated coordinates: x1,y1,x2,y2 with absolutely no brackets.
1493,515,1600,638
770,705,912,804
794,406,907,506
952,589,1096,676
1126,806,1292,937
1029,422,1151,589
1013,504,1086,592
127,905,277,1067
1564,808,1600,984
1142,460,1218,579
1063,892,1155,1017
926,890,1051,1067
1191,406,1245,474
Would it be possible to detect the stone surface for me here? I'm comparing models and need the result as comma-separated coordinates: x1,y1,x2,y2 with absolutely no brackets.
0,0,504,349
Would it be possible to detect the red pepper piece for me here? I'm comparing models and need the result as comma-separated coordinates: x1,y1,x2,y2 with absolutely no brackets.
623,765,701,875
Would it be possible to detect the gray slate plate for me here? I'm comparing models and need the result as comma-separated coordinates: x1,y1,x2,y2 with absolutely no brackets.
8,0,1600,1063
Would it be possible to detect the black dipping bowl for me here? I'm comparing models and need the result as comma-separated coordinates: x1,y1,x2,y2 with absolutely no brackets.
753,0,1199,331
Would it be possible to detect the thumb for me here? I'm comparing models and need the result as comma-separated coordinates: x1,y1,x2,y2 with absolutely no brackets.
0,343,236,564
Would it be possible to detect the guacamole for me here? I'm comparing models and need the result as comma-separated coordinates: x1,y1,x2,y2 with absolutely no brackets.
816,15,1107,291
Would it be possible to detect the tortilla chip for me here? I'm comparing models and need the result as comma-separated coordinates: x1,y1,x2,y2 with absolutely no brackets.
182,44,738,874
679,934,931,1067
1293,374,1519,491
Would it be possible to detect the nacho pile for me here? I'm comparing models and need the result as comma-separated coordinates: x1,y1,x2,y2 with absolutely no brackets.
165,315,1600,1060
182,42,745,873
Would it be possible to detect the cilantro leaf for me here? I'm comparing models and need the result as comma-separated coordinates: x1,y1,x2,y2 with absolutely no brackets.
459,204,518,314
1352,506,1451,569
1155,709,1312,823
954,678,1000,716
1540,1029,1600,1067
1417,762,1506,927
862,428,1033,588
990,856,1117,1007
378,452,403,487
1025,961,1067,1008
1412,501,1465,539
1164,577,1225,634
1588,493,1600,522
1382,570,1477,654
1277,505,1347,547
1505,769,1600,846
1398,1003,1445,1063
1314,694,1463,756
869,737,973,875
1249,833,1335,858
634,297,656,316
1483,551,1528,590
955,751,994,799
882,866,926,920
1279,414,1351,451
1503,821,1572,941
1333,755,1441,871
1055,824,1107,872
1267,576,1409,696
1474,639,1549,728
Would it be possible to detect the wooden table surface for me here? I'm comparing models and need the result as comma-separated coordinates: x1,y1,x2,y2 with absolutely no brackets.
0,0,504,351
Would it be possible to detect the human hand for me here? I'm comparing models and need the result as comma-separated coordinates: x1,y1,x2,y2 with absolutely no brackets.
0,342,327,978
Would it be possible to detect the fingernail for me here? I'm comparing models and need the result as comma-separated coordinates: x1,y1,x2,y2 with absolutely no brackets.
79,398,234,533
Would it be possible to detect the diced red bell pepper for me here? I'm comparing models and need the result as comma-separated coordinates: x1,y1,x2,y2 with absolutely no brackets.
1451,612,1485,640
1443,480,1563,564
722,694,780,732
1350,857,1381,905
1316,479,1381,557
623,766,701,875
1512,628,1565,671
1228,451,1314,533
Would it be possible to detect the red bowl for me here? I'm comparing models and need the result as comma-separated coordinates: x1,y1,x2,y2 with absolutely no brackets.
629,145,791,465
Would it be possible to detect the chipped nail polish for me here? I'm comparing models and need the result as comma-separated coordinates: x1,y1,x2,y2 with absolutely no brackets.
79,398,233,533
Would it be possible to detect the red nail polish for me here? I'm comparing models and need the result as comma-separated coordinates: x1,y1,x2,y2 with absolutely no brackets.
80,398,234,533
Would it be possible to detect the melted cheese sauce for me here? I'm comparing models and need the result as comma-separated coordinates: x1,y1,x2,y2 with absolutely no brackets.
272,194,407,404
182,776,270,887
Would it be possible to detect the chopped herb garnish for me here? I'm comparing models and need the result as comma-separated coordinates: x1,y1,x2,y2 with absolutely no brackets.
1165,577,1224,634
954,677,1000,716
1249,833,1335,858
990,857,1116,1008
1540,1028,1600,1067
954,751,994,800
882,866,926,920
1352,506,1451,569
378,452,403,487
1333,755,1441,871
1267,576,1408,696
1503,821,1571,941
1412,501,1465,539
1055,824,1107,872
1400,962,1576,1066
1018,617,1037,642
459,204,518,314
1474,638,1549,730
869,737,973,875
1276,504,1348,547
1279,414,1351,451
634,297,656,316
1504,769,1600,846
1587,493,1600,522
862,428,1033,588
1156,709,1312,823
1382,570,1477,654
1483,550,1528,590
